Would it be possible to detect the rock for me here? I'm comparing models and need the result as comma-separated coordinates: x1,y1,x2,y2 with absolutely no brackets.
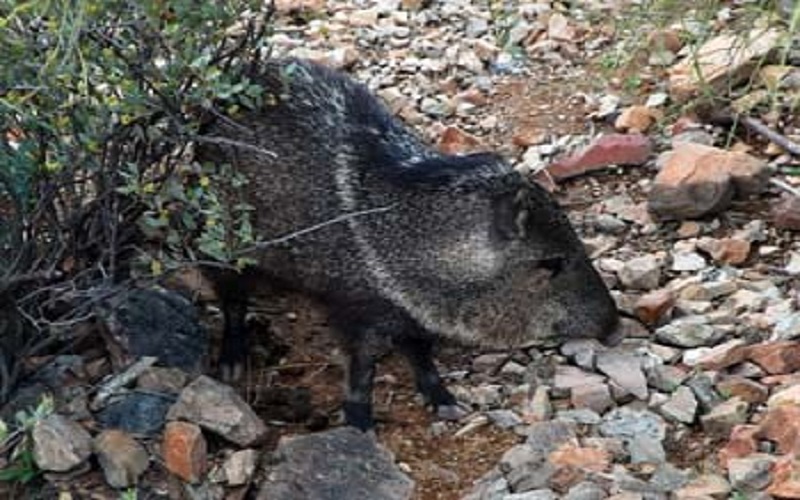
769,384,800,410
167,375,266,446
773,193,800,230
648,29,683,54
163,421,207,484
96,392,174,436
659,386,698,424
700,397,749,437
768,455,800,498
547,13,576,42
472,353,509,373
554,366,607,392
437,125,483,155
669,27,784,102
97,287,208,372
650,463,691,492
560,339,602,370
715,376,768,404
525,421,579,460
94,430,150,488
32,414,92,472
524,385,552,423
759,404,800,457
547,134,652,181
718,425,759,468
258,427,414,500
727,454,773,491
600,406,667,442
696,237,751,265
691,339,748,370
674,474,731,499
647,364,689,392
618,255,661,291
564,481,607,500
556,409,602,426
649,142,768,220
274,0,325,14
137,366,189,394
549,444,611,473
655,318,724,348
627,435,667,464
745,341,800,375
223,449,259,486
596,352,648,400
571,382,614,414
671,250,707,272
615,106,657,134
686,372,724,412
486,409,523,429
634,289,675,326
504,490,557,500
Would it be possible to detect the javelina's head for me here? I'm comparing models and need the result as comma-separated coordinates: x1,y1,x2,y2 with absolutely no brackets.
365,153,622,348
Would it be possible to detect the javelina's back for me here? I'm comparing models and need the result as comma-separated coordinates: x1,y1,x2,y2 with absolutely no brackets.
198,58,622,429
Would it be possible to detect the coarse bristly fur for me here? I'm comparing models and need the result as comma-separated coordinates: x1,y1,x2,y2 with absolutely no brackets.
196,58,622,430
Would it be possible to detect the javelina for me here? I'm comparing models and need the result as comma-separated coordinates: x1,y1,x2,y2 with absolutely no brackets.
198,58,623,430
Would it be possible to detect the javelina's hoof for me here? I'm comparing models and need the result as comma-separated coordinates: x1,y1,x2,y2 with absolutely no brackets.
436,403,470,421
220,361,244,383
343,401,375,431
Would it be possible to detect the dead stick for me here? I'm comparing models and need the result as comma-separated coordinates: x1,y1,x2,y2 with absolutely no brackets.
90,356,157,410
739,115,800,156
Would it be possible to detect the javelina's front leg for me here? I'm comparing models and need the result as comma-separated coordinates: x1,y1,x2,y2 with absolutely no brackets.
395,334,468,421
340,328,385,431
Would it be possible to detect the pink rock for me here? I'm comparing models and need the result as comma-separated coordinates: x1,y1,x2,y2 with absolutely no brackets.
548,134,652,181
744,341,800,375
718,425,759,469
437,126,483,155
648,142,752,220
768,455,800,498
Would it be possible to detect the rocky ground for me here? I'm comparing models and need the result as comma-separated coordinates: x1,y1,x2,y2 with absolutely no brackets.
4,0,800,499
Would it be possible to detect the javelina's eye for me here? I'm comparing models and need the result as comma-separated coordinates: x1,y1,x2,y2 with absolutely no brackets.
538,257,565,276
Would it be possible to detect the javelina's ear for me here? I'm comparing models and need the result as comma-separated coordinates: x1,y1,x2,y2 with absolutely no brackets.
492,189,529,241
382,153,523,193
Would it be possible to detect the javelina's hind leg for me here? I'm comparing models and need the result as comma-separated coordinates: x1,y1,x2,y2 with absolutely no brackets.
395,334,468,421
220,294,249,382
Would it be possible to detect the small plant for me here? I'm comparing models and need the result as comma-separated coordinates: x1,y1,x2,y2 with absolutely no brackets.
0,395,54,485
120,487,138,500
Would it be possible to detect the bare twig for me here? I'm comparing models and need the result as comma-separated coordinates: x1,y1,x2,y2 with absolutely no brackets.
193,135,278,159
241,204,397,254
90,356,158,411
739,115,800,156
770,178,800,198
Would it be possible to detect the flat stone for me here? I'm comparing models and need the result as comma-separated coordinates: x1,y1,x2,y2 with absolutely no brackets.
674,473,731,499
223,449,258,486
615,106,658,134
548,134,652,181
564,481,607,500
659,386,698,424
167,375,266,447
163,421,207,484
554,366,607,392
701,397,749,437
32,414,92,472
627,435,666,464
728,454,773,491
94,430,150,488
571,382,614,414
655,318,724,348
596,352,648,400
618,255,662,291
525,421,579,460
258,427,414,500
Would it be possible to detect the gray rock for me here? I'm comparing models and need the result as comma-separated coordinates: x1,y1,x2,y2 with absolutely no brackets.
486,409,523,429
463,468,509,500
258,427,414,500
646,364,688,392
659,386,698,424
223,449,259,487
627,435,666,464
700,397,749,437
649,463,690,492
670,251,707,272
596,351,648,400
97,287,208,372
564,481,606,500
560,339,603,370
571,381,614,414
93,430,150,488
506,462,556,493
167,375,266,447
655,319,724,348
524,420,578,458
32,414,92,472
618,255,662,290
600,406,667,442
728,454,773,491
97,392,175,436
554,365,606,393
556,409,602,425
503,490,556,500
686,372,723,412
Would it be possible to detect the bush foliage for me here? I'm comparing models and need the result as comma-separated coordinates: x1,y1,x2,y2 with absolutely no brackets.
0,0,272,398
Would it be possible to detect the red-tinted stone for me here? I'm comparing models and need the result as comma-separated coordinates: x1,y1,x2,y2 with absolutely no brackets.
547,134,652,181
